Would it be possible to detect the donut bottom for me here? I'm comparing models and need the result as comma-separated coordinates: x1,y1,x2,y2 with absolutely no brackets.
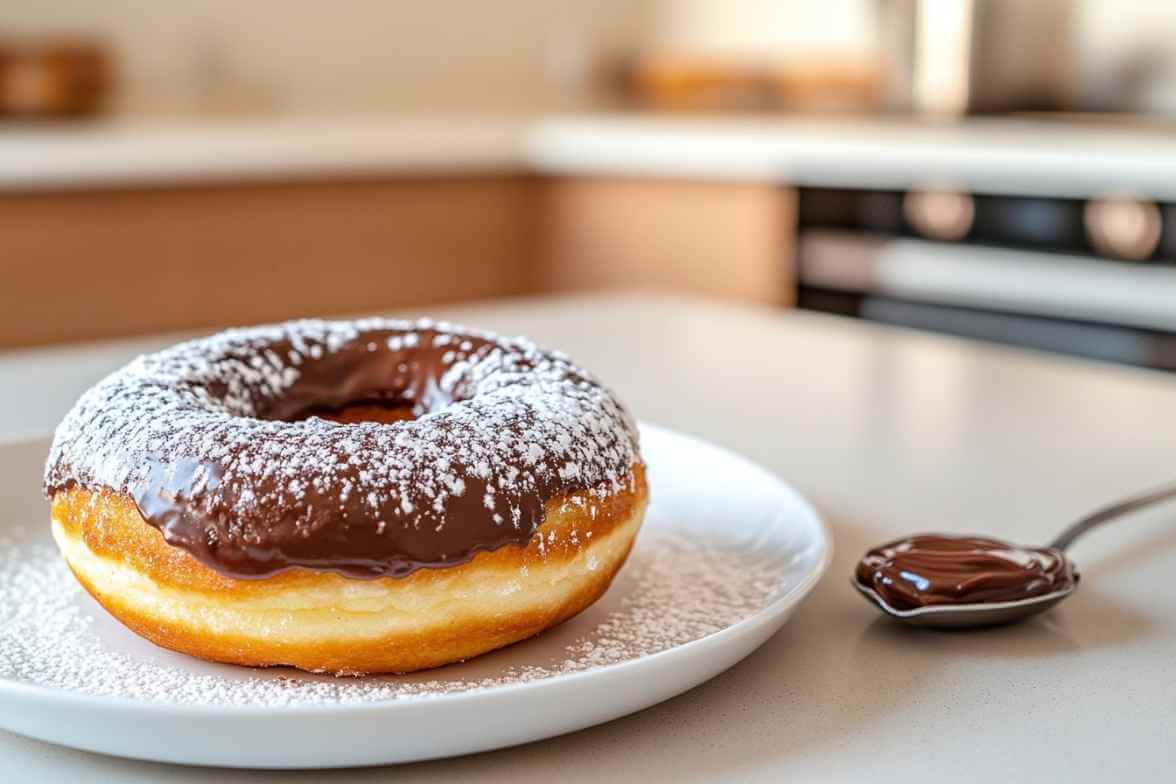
50,470,647,675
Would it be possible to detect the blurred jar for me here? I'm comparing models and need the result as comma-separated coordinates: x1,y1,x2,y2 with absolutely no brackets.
0,39,112,119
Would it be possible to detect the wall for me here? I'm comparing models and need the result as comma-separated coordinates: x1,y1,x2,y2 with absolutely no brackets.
5,1,1175,117
0,0,880,118
646,0,876,58
0,0,651,116
1077,0,1176,112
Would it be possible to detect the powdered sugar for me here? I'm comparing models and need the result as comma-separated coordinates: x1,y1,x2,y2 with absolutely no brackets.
0,530,780,707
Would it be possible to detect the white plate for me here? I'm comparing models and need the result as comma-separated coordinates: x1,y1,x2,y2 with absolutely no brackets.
0,424,831,769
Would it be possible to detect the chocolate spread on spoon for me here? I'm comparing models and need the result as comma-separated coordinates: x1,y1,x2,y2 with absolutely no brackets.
855,534,1079,611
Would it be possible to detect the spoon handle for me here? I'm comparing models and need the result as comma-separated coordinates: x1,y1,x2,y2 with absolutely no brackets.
1049,480,1176,551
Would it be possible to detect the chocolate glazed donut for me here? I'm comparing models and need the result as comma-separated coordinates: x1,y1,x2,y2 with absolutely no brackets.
45,318,647,674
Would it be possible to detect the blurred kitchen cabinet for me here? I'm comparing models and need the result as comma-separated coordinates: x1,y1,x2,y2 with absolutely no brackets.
0,177,533,348
0,174,795,349
536,178,796,306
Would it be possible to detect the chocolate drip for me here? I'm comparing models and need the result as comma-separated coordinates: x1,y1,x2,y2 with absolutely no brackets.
855,534,1078,610
44,319,641,580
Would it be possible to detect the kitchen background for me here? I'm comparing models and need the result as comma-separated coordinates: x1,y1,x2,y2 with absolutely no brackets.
4,0,1176,370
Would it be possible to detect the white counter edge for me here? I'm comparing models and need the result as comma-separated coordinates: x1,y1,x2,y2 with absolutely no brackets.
4,115,1176,200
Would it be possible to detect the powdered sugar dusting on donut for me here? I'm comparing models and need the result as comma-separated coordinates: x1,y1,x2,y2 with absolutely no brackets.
43,318,641,578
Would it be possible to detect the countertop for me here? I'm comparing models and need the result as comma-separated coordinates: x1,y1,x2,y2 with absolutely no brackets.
528,115,1176,200
5,114,1176,199
2,293,1176,782
0,116,524,190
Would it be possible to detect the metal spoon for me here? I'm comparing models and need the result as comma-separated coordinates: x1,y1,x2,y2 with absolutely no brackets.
854,480,1176,628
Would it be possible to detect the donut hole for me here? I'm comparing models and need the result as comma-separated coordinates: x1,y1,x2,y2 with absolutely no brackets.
295,398,419,425
250,333,479,425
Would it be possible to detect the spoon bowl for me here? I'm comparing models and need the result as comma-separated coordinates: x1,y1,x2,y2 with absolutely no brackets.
853,578,1076,629
854,479,1176,630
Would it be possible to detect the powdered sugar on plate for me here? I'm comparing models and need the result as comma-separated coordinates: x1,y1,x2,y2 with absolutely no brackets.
0,529,780,708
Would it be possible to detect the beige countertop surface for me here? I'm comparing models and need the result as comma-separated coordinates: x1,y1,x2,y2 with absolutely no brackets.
5,113,1176,200
3,293,1175,781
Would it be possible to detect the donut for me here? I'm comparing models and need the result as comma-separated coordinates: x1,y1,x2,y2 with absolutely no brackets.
44,319,647,675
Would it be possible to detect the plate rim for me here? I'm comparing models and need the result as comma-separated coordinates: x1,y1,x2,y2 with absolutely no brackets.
0,422,833,719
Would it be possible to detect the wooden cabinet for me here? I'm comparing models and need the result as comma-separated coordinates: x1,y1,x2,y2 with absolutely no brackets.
537,178,796,306
0,174,795,348
0,177,533,348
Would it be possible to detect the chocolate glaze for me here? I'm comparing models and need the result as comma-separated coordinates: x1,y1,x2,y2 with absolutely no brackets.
855,534,1078,610
45,319,641,580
